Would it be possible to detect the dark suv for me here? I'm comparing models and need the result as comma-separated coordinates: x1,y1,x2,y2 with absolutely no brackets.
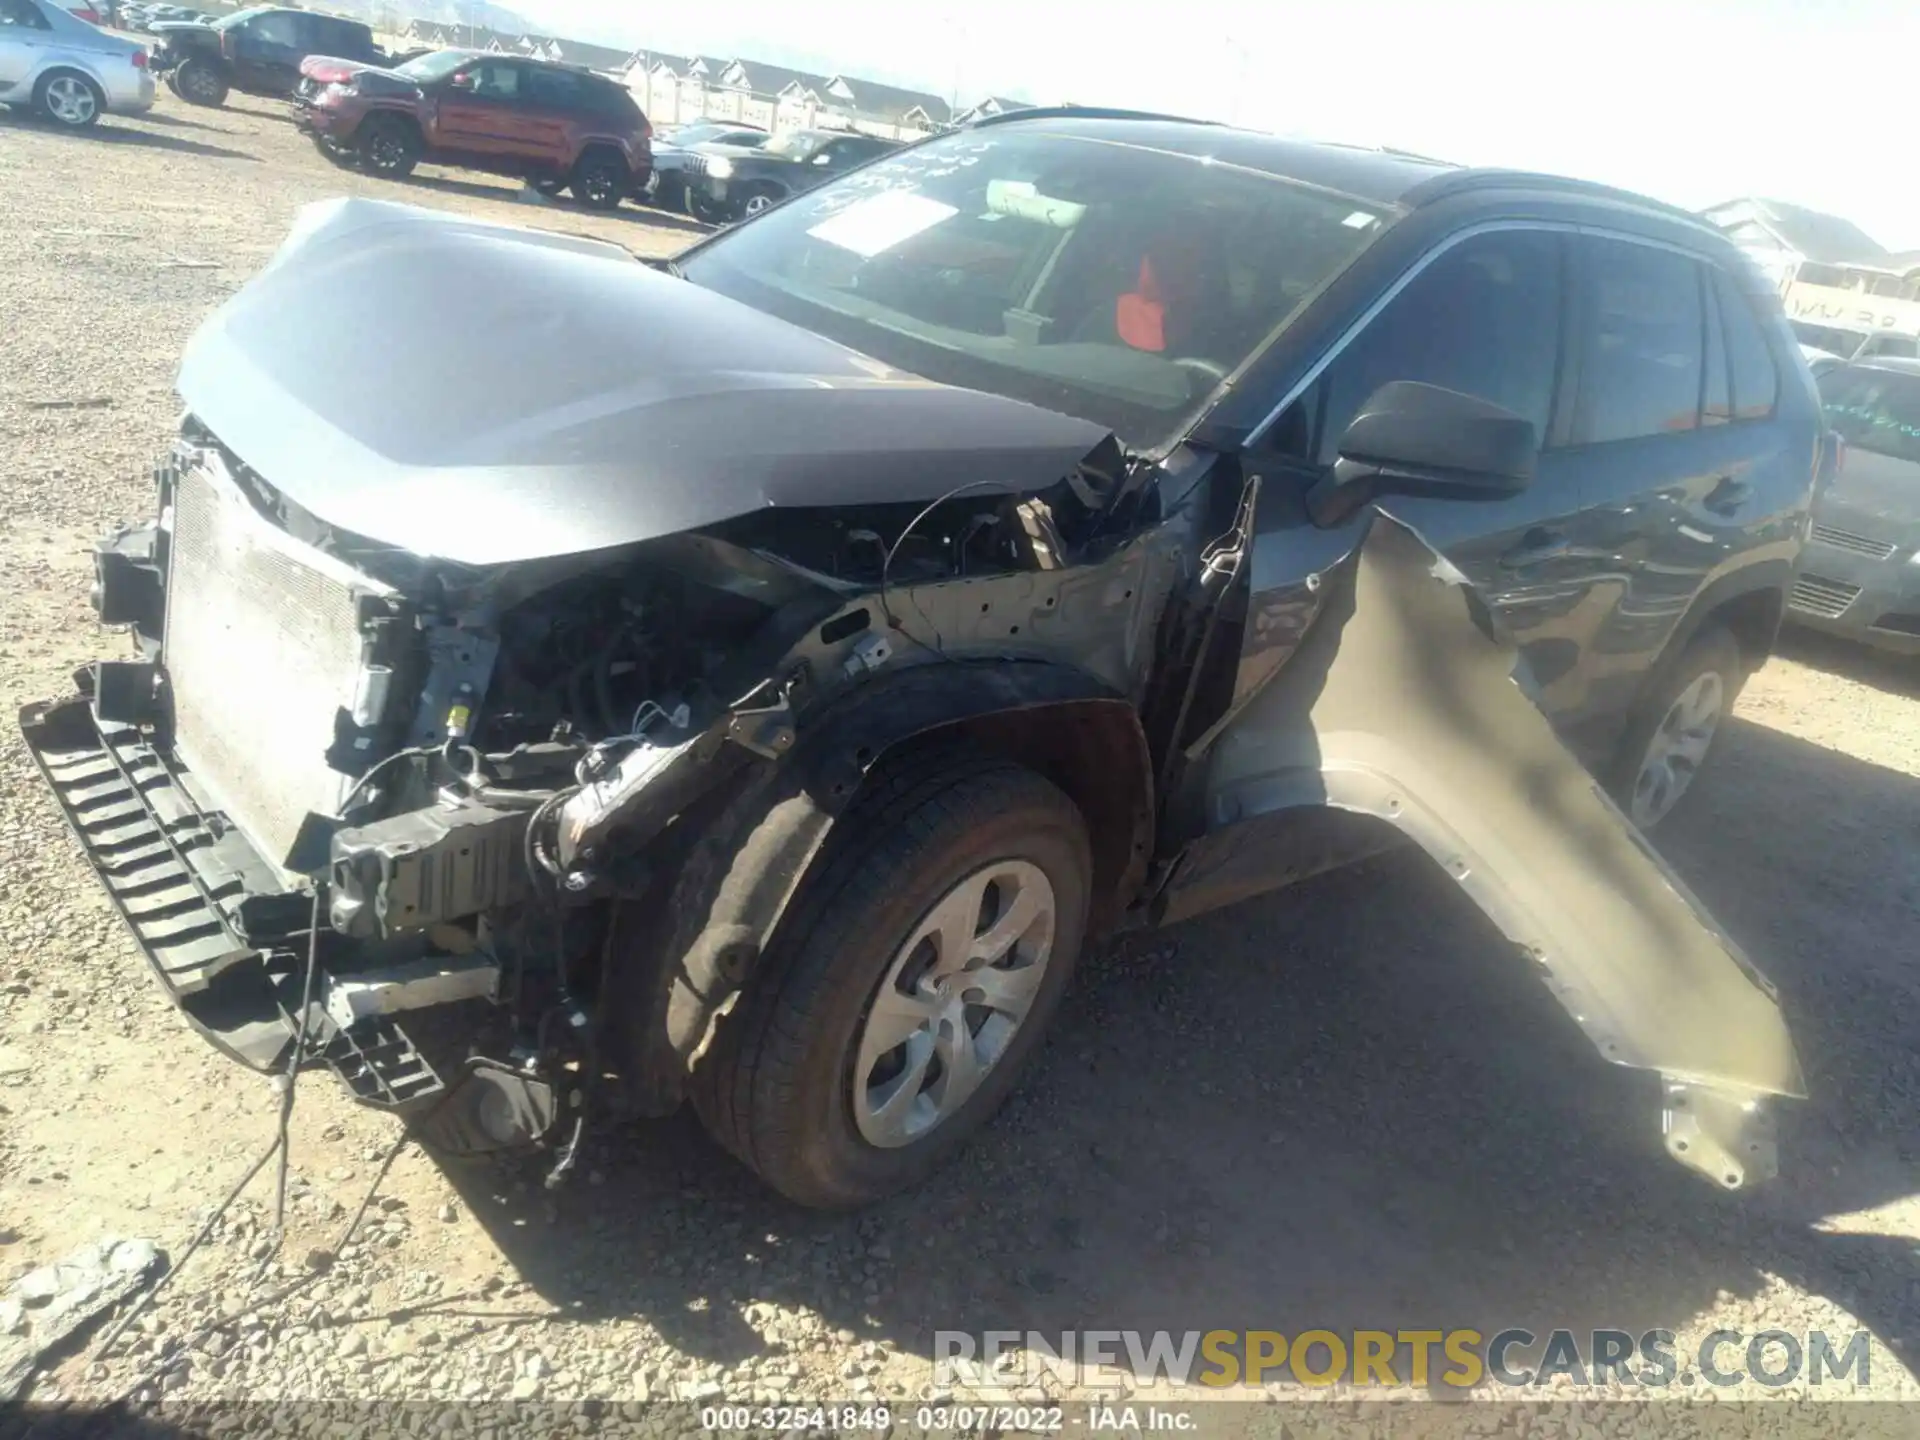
1789,356,1920,653
294,48,652,210
152,5,383,108
22,111,1814,1210
683,126,900,223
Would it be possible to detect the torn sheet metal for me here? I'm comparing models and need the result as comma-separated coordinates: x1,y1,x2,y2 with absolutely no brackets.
1205,512,1804,1188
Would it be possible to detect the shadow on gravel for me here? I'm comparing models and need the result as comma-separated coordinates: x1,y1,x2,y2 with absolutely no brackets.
441,712,1920,1382
0,113,257,163
1775,627,1920,700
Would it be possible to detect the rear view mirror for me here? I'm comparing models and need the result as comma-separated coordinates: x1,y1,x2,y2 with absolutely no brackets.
1308,380,1537,526
812,152,833,165
448,71,473,89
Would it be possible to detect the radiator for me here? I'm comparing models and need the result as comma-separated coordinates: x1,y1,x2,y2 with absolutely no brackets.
164,462,390,873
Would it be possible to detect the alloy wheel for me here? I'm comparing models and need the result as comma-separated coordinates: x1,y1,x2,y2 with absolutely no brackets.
851,859,1057,1149
44,76,98,127
1630,671,1724,827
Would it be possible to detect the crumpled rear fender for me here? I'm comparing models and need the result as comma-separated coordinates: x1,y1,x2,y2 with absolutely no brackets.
1204,512,1805,1189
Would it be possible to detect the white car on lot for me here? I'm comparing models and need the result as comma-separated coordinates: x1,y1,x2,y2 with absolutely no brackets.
0,0,153,128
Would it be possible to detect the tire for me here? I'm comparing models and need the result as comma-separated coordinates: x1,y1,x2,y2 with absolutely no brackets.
685,188,727,225
356,113,420,180
736,182,783,220
173,58,229,108
33,70,104,129
568,149,629,211
1610,624,1744,829
690,752,1092,1208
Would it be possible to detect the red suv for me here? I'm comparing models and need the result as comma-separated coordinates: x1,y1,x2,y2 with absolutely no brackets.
295,48,652,211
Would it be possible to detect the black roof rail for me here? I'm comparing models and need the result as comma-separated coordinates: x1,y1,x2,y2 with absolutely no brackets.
1402,168,1710,227
967,104,1222,130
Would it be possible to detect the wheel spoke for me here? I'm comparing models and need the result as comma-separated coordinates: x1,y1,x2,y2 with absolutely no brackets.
931,1012,986,1113
860,984,939,1059
969,879,1047,967
964,960,1045,1023
915,871,994,980
862,1030,935,1146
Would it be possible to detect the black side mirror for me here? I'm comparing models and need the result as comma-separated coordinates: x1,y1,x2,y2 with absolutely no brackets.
1307,380,1537,526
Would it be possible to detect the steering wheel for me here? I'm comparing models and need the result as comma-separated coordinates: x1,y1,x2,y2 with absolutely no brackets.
1174,356,1230,390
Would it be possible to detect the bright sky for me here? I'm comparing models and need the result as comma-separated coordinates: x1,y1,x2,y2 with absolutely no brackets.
520,0,1920,249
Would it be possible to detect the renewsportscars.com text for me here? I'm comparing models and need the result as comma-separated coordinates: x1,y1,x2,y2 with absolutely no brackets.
934,1328,1875,1390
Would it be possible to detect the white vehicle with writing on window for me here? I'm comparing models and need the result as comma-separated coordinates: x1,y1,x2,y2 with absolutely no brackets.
0,0,152,128
1778,259,1920,364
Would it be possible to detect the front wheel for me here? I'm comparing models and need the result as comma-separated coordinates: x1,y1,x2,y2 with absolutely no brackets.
356,113,420,179
689,752,1092,1208
1612,624,1744,829
685,187,728,225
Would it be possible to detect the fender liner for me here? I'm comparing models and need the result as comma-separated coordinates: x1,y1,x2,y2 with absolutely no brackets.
608,661,1150,1114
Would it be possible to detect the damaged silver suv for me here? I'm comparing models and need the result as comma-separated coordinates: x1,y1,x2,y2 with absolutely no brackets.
23,110,1817,1207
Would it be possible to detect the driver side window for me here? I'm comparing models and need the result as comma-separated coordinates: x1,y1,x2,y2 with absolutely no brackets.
1277,229,1565,466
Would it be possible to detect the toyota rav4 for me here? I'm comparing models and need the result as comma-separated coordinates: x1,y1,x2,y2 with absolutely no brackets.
22,110,1815,1208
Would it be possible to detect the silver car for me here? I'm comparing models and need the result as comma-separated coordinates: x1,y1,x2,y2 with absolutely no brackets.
0,0,154,129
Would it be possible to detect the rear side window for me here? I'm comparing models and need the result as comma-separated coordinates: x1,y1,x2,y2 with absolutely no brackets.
0,0,51,30
1712,267,1779,420
526,66,586,108
1573,237,1704,444
248,11,303,46
1311,229,1564,465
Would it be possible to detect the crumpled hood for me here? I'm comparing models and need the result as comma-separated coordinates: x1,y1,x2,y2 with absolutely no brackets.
177,198,1112,566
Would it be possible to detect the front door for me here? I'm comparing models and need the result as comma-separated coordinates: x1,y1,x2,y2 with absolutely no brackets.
229,9,306,93
1236,226,1606,736
434,59,537,162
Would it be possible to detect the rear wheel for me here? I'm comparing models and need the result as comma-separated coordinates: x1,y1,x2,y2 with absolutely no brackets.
34,70,103,129
569,149,629,210
1612,624,1744,829
173,58,229,108
689,752,1091,1209
356,113,420,180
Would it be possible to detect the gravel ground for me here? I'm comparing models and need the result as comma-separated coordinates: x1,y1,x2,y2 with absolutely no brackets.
2,89,1919,1430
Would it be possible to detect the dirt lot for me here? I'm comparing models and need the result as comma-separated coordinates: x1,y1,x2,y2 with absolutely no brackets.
3,90,1919,1422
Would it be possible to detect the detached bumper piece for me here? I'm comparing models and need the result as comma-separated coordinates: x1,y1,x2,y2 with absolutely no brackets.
18,686,447,1114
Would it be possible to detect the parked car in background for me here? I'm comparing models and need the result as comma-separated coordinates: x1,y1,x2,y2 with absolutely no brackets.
45,1,104,25
295,48,652,211
682,125,899,223
646,118,768,210
0,0,153,128
23,113,1815,1217
1790,357,1920,655
152,4,384,107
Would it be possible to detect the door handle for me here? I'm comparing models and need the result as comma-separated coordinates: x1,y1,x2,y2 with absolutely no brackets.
1704,476,1751,516
1500,527,1571,569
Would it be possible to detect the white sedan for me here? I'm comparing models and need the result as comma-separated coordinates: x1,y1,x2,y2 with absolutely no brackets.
0,0,153,129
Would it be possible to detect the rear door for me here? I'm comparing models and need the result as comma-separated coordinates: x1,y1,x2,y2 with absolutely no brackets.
1541,235,1765,753
519,64,588,169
